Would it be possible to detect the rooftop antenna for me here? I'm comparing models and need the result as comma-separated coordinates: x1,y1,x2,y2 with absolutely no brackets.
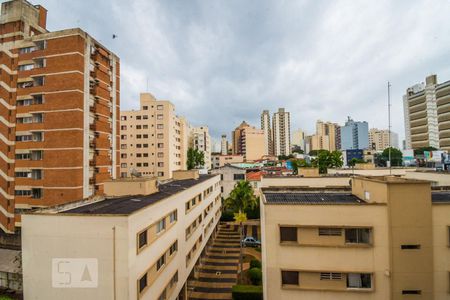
388,81,392,175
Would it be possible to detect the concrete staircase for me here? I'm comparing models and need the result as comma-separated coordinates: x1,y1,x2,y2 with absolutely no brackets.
188,224,241,300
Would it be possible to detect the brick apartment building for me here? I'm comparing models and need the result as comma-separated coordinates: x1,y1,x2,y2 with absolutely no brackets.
0,0,120,234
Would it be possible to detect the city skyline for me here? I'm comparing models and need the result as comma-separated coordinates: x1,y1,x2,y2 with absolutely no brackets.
34,0,450,141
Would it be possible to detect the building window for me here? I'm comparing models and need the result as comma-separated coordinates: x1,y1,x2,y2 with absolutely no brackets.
158,172,164,177
157,114,163,120
158,162,164,167
138,230,147,249
143,106,148,110
136,116,142,120
281,271,299,285
169,241,177,255
280,227,297,242
169,271,178,288
157,143,164,148
32,188,42,199
157,134,163,139
347,273,371,289
345,228,371,244
157,124,163,129
121,116,127,121
156,219,166,233
170,210,177,223
121,163,127,168
318,228,342,236
402,290,421,295
158,289,166,300
320,272,342,280
157,105,164,110
139,273,147,293
401,244,421,249
156,254,165,271
158,152,164,158
233,174,245,180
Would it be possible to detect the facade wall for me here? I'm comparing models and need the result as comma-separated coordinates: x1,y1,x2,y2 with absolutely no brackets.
272,108,291,156
431,204,450,300
211,154,244,169
189,126,211,170
261,203,390,300
22,175,222,300
210,166,246,199
0,1,119,233
119,93,185,180
261,176,351,188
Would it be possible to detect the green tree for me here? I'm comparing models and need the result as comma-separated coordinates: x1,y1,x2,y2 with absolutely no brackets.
348,158,364,167
381,147,403,166
187,148,205,170
225,180,257,282
330,150,344,169
311,150,343,174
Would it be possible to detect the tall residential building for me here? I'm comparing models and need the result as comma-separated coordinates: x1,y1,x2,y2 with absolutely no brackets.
189,126,211,170
120,93,187,180
22,171,222,300
231,121,265,161
272,108,291,156
291,129,305,151
220,134,228,155
261,110,273,155
310,120,340,151
369,128,399,151
340,117,369,150
0,0,120,234
404,74,450,150
261,175,450,299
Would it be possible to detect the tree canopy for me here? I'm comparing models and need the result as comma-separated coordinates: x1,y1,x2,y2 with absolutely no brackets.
225,180,257,215
381,147,403,166
311,150,343,174
187,148,205,170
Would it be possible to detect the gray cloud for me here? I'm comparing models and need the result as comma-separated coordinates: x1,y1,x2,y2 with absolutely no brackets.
38,0,450,145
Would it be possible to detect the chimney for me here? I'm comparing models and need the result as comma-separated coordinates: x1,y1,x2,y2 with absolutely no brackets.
103,177,159,197
172,170,199,180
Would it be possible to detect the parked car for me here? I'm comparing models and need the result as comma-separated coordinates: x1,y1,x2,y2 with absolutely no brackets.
241,236,261,247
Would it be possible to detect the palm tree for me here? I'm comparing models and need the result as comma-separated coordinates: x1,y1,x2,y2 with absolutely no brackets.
224,180,257,282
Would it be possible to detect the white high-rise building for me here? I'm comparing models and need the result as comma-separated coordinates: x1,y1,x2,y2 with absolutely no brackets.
189,126,211,170
221,134,228,155
261,110,273,155
292,129,306,151
403,75,447,150
272,108,291,156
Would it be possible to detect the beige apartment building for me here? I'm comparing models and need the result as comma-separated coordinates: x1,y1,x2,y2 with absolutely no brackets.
261,110,273,155
22,171,222,300
369,128,399,151
404,74,450,150
0,0,120,234
272,108,291,156
231,121,265,161
310,120,340,151
189,126,211,170
120,93,187,180
261,175,450,299
220,134,228,155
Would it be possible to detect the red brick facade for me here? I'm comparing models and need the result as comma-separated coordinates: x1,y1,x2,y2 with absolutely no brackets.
0,0,120,233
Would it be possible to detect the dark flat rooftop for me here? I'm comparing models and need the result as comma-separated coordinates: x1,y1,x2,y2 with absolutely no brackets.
61,175,216,215
264,192,365,205
432,192,450,203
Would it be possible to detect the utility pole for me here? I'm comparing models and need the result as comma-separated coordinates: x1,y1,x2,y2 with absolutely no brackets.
388,82,392,175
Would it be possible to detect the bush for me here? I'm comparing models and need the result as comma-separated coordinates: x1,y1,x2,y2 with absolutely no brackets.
232,285,263,300
220,210,234,222
248,267,262,285
250,259,261,269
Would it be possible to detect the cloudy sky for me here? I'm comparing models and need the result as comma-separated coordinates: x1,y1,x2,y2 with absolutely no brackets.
38,0,450,148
